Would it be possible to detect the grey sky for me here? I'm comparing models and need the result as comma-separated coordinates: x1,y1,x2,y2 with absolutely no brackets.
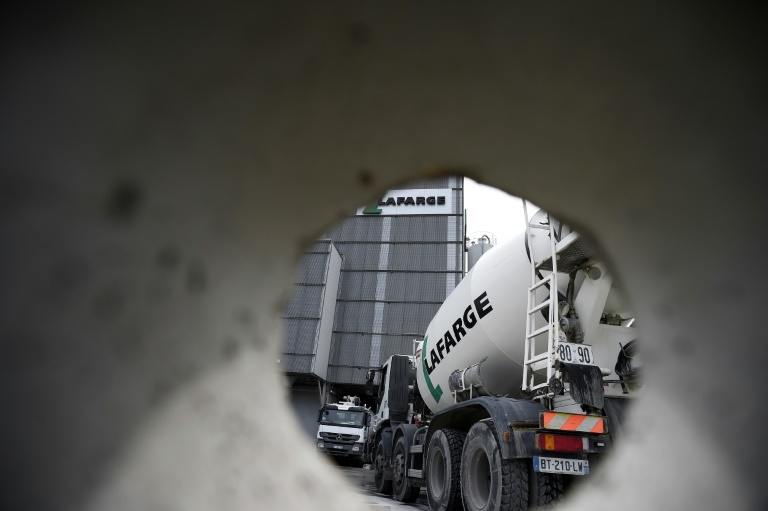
464,178,538,246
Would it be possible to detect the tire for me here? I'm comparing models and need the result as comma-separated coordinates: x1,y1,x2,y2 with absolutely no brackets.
529,470,564,508
425,428,466,511
374,440,392,495
461,420,528,511
392,437,420,502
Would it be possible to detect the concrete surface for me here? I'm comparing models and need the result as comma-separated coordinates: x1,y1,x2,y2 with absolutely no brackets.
333,462,429,510
1,2,767,511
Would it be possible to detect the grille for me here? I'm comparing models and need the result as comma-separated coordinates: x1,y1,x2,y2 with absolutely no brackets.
320,432,360,443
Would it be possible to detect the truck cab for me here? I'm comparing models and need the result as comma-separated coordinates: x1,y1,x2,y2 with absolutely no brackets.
368,355,416,428
315,399,370,465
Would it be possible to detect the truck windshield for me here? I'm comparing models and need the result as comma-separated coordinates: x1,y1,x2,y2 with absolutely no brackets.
321,409,365,427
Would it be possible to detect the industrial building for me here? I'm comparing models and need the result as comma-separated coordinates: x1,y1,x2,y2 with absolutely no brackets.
281,176,465,436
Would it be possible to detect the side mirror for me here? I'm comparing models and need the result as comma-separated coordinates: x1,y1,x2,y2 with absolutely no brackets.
365,369,376,396
317,409,323,423
365,414,371,426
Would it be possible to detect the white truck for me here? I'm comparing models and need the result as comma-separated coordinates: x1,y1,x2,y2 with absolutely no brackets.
316,396,371,466
365,206,640,510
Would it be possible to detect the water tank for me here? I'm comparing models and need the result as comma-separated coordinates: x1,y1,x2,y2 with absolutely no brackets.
467,235,494,270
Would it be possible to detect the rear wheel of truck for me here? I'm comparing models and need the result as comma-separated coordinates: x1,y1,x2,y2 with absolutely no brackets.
529,470,564,508
425,428,466,511
392,437,420,502
374,440,392,495
461,421,528,511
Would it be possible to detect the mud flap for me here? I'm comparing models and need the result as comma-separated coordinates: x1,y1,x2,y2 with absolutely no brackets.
562,363,604,409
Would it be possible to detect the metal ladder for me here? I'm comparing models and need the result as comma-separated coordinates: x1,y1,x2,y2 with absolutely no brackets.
521,201,560,394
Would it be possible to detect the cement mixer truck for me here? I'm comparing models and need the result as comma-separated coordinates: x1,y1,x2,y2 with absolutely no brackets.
364,205,640,510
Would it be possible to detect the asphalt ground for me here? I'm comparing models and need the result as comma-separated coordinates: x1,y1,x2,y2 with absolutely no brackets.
330,458,429,510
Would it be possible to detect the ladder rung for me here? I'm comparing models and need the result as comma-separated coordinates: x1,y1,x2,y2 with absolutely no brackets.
528,300,551,315
527,325,550,339
529,275,552,292
525,353,548,364
529,358,550,372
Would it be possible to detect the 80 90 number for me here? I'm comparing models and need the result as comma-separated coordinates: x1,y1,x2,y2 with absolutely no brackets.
555,342,595,366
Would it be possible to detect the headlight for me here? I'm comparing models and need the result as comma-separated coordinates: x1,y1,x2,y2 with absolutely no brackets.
351,444,361,452
317,441,324,448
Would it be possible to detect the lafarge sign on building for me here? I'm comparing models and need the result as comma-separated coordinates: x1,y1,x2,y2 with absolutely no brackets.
357,188,453,215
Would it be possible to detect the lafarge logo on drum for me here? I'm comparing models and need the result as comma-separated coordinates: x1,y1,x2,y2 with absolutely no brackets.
421,291,494,402
424,291,494,375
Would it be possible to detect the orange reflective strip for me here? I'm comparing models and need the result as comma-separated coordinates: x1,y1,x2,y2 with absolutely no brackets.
562,414,586,431
590,419,605,434
543,411,606,433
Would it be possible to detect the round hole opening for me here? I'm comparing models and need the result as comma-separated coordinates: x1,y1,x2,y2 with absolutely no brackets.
281,175,640,507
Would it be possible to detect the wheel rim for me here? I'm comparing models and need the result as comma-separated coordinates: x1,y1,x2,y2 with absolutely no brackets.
393,451,405,490
465,447,491,509
428,448,446,499
375,452,385,488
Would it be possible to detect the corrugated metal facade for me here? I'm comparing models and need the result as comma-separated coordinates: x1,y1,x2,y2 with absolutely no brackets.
281,241,332,375
329,176,463,384
282,176,464,385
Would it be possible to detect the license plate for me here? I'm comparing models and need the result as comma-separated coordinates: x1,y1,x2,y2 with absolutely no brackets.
555,342,596,366
333,445,344,449
533,456,589,476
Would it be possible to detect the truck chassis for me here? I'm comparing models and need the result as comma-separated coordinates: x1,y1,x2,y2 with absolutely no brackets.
371,395,620,510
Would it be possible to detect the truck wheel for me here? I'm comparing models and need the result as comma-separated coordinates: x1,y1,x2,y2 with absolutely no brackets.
425,428,466,511
374,440,392,495
529,470,564,508
461,421,528,511
392,437,420,502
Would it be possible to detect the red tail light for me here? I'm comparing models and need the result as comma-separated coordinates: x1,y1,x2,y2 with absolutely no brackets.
536,433,586,453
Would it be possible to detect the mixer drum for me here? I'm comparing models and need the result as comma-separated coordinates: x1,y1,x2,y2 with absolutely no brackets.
416,234,532,414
